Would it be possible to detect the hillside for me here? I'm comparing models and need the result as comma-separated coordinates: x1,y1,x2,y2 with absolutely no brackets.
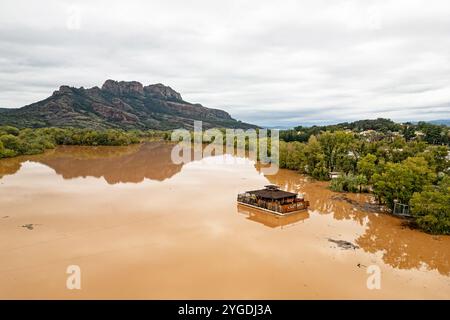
0,80,257,130
428,119,450,126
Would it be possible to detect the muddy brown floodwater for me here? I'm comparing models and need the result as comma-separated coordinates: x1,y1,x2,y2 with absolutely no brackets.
0,142,449,299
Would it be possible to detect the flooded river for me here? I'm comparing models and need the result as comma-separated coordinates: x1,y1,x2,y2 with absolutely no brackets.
0,142,449,299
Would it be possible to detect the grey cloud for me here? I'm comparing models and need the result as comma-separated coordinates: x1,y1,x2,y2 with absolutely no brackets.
0,0,449,126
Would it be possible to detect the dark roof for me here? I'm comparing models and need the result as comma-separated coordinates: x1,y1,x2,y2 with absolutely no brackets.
247,186,297,200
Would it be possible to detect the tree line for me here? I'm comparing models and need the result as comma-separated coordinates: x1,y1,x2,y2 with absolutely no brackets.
0,126,171,159
280,118,450,146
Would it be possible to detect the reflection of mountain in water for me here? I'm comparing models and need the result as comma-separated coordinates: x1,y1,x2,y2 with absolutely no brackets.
0,142,185,184
0,157,22,180
262,168,450,276
41,143,184,183
237,204,309,229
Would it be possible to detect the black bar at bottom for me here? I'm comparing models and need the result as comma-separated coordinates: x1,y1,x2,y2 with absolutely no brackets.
0,300,446,318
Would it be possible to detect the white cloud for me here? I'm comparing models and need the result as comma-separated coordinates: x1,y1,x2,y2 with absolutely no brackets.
0,0,449,126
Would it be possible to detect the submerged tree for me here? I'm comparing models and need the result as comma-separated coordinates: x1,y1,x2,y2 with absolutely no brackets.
372,157,436,209
410,176,450,235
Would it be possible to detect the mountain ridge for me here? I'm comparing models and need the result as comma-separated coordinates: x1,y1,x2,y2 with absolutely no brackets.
426,119,450,126
0,80,257,130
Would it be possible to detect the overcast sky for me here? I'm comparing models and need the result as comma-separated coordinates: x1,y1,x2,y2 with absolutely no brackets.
1,0,450,127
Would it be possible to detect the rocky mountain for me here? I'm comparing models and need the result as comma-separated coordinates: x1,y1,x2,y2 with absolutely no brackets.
0,80,257,130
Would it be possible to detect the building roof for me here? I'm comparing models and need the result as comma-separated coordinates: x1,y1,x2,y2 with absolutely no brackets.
247,185,297,200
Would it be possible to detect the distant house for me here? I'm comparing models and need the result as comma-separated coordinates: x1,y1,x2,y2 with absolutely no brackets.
359,130,384,142
359,130,375,136
385,131,404,142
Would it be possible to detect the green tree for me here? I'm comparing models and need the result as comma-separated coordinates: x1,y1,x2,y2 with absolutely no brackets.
304,135,328,179
282,141,307,171
410,176,450,234
357,153,377,183
372,157,436,208
418,145,450,174
318,131,354,172
355,174,368,192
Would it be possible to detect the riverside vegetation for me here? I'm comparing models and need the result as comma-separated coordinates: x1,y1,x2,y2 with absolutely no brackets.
1,119,449,235
158,119,450,234
0,125,171,158
278,119,450,235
